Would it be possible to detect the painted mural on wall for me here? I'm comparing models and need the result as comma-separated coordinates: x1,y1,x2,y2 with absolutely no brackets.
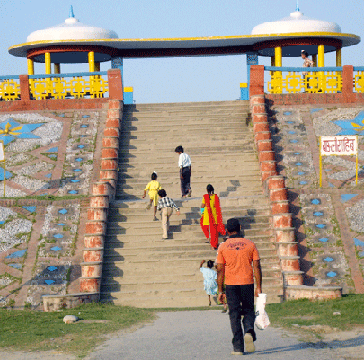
272,106,364,291
0,111,100,197
0,110,105,309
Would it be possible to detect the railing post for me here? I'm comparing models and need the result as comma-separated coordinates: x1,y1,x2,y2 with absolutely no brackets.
19,74,31,101
107,69,123,101
342,65,354,103
249,65,265,96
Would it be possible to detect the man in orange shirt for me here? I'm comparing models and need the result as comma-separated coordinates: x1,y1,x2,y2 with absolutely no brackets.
217,218,262,355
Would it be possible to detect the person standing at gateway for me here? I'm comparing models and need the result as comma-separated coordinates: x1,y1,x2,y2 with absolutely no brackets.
216,218,262,355
175,145,192,198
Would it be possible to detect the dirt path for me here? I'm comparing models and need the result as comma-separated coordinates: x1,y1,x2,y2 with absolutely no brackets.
1,311,363,360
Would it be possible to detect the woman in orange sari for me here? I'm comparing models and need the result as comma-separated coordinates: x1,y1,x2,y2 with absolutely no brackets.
200,184,226,250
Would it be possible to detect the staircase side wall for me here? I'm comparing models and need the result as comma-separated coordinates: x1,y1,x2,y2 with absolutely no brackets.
249,94,303,288
0,104,121,310
249,65,342,300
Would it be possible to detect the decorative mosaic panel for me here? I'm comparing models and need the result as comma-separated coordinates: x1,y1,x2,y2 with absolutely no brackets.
26,203,81,308
0,108,107,308
272,105,364,293
299,193,354,292
0,111,101,197
0,206,35,306
272,110,317,189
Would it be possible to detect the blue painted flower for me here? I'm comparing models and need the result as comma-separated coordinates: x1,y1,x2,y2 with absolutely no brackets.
0,118,44,146
333,111,364,135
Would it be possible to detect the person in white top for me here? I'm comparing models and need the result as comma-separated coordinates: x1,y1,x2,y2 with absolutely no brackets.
175,145,192,197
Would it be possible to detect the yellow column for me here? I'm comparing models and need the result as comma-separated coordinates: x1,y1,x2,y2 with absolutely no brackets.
88,52,95,97
88,51,95,72
45,52,51,74
44,52,52,97
27,58,34,75
273,46,282,94
312,54,317,67
318,45,325,67
318,45,325,92
54,63,60,74
336,48,342,67
275,46,282,67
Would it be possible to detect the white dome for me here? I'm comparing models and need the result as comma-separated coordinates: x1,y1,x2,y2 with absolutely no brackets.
27,12,118,42
251,11,341,35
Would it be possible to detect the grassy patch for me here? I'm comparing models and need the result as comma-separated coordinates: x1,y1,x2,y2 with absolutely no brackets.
0,303,154,358
266,294,364,332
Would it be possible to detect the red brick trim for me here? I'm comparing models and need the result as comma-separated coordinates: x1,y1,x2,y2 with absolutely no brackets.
79,99,123,295
249,94,303,292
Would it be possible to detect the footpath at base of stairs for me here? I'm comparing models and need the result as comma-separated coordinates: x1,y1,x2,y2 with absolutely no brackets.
101,101,283,307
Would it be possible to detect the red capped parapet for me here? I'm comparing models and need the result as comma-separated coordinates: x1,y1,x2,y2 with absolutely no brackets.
249,93,303,292
79,99,123,296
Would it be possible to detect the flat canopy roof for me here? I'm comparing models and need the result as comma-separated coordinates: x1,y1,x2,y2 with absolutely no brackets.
9,32,360,60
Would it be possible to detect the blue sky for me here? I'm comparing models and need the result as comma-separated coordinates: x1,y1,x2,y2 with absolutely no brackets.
1,0,364,103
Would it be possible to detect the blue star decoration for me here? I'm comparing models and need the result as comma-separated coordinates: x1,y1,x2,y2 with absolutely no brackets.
333,111,364,135
0,168,12,181
0,118,44,146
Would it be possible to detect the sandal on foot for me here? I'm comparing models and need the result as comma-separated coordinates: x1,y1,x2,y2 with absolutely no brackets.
244,333,255,353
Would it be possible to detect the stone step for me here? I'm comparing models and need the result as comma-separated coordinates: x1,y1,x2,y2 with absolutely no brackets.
107,212,271,222
106,219,270,231
103,248,277,261
115,192,263,202
118,144,254,151
102,255,280,269
105,223,272,236
101,262,281,278
104,234,274,246
100,290,282,307
116,185,262,196
108,206,270,216
124,105,249,112
103,240,275,251
111,197,270,209
116,167,261,175
122,115,249,122
117,159,259,167
100,282,283,299
117,178,261,188
102,251,279,264
116,186,261,195
100,282,283,306
108,203,271,212
117,152,257,160
124,100,249,109
111,202,269,210
119,138,253,147
101,276,282,293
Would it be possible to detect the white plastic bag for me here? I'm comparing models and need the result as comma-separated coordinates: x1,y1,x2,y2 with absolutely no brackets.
255,293,270,330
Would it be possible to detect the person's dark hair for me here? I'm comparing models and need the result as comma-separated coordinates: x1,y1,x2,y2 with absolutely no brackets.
175,145,183,153
206,184,214,194
158,189,167,197
301,50,308,57
151,172,157,180
226,218,241,233
207,260,214,269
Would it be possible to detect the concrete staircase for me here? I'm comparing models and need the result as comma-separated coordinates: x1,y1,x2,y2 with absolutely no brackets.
100,101,283,307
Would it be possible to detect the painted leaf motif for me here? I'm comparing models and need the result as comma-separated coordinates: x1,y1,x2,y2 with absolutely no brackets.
11,126,23,132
